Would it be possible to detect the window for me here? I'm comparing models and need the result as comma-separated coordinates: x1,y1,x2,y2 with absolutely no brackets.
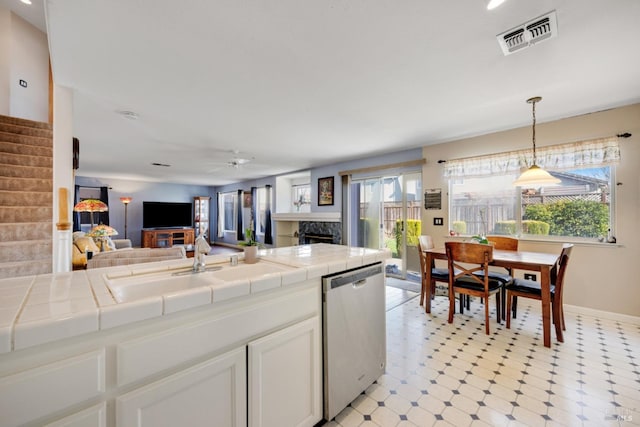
292,184,311,212
446,137,619,241
218,192,237,233
256,187,268,235
450,167,613,239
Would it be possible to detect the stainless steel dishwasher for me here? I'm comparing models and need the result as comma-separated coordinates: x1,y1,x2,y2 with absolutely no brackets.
323,262,386,421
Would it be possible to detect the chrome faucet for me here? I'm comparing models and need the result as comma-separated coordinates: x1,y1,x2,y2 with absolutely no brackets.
193,234,211,273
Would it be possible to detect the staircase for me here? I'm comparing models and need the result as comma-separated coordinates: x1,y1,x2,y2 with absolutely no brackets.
0,114,53,279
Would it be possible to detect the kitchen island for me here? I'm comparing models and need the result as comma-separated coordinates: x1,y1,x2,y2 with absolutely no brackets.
0,244,389,427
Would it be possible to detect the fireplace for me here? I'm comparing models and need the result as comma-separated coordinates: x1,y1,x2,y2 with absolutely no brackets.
299,221,341,245
303,233,334,244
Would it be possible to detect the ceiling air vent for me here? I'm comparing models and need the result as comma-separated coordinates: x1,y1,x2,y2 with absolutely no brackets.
497,10,558,56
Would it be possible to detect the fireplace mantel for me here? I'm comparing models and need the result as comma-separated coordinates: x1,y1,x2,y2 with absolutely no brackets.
272,212,341,222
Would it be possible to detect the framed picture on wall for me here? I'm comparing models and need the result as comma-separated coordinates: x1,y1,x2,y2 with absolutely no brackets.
243,192,252,208
318,176,334,206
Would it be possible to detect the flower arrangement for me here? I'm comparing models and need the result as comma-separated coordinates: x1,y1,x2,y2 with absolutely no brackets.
238,228,262,247
470,235,489,244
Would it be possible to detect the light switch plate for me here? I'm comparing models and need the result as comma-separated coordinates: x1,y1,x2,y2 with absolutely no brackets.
433,217,444,226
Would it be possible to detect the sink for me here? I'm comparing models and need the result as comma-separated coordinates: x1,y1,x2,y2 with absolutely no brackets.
105,261,298,303
107,271,226,303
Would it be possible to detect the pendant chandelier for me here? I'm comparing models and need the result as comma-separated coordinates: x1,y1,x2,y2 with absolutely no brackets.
513,96,561,187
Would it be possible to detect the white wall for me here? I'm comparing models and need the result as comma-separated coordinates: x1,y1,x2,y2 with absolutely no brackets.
0,8,11,115
9,12,49,122
422,103,640,317
0,7,49,122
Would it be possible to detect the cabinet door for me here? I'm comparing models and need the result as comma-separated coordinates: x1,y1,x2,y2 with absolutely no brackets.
117,347,246,427
44,402,106,427
248,316,322,427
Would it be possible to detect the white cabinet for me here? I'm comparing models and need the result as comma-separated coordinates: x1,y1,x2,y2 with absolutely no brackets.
0,349,105,427
116,347,246,427
248,316,322,427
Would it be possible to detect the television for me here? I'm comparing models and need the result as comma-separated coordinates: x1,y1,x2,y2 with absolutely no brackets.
143,201,193,229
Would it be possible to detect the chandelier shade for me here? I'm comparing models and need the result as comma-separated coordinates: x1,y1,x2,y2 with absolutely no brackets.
514,97,561,188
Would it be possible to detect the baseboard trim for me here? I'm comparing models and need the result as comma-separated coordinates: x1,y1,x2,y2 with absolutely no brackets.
563,304,640,326
514,298,640,326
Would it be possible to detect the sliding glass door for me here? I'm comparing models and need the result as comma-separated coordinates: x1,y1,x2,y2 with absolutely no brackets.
349,172,422,279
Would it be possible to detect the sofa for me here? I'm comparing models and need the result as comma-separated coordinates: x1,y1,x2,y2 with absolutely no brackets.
72,232,187,269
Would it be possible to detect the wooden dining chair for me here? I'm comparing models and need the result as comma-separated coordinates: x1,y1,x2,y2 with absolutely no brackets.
445,242,504,335
475,235,518,319
417,235,449,306
505,244,574,335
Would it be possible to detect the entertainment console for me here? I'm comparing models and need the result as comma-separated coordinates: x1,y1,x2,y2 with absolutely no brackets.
141,228,195,249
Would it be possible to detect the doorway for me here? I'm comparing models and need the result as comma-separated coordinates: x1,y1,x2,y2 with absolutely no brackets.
349,172,422,279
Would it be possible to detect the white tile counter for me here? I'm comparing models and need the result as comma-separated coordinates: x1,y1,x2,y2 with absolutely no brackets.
0,244,390,354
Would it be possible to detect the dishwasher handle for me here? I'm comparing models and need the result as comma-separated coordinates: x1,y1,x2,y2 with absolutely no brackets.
324,263,383,290
352,278,367,289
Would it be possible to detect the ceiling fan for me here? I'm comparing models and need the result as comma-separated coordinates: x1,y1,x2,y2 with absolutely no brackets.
227,157,252,169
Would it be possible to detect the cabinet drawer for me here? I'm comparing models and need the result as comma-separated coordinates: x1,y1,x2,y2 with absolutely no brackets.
0,349,105,426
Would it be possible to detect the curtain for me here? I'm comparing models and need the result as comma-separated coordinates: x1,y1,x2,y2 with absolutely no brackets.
236,189,244,240
251,187,257,242
443,136,621,179
264,185,273,245
73,185,81,232
216,193,224,238
99,186,109,225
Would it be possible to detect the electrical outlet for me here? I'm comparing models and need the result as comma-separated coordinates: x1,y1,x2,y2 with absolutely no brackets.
524,273,537,281
19,79,27,88
433,217,444,226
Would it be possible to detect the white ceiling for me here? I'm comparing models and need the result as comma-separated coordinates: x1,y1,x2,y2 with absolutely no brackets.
16,0,640,185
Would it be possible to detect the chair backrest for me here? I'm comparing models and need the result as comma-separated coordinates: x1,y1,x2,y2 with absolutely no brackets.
486,235,518,251
417,235,436,272
553,243,574,295
445,242,493,287
418,235,435,251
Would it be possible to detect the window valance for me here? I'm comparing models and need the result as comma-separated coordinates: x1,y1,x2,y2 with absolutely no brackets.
443,136,620,179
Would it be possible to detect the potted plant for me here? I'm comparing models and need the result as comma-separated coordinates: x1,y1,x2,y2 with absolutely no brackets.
238,228,262,264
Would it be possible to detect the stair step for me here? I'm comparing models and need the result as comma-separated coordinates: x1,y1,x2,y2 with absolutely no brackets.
0,190,52,207
0,164,52,179
0,114,52,130
0,223,53,241
0,206,53,223
0,140,53,157
0,131,52,148
0,122,53,139
0,260,52,280
0,152,52,168
0,240,53,263
0,177,52,192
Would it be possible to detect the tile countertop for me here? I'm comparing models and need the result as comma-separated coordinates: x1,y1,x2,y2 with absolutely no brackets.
0,244,390,354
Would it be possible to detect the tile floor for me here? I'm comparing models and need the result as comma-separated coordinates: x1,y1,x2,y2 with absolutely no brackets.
324,284,640,427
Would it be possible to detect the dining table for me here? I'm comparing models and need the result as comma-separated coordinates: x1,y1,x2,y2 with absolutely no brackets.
423,247,561,348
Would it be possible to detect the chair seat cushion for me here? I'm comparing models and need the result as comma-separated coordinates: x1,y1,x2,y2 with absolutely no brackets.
506,278,556,295
454,277,502,291
473,270,513,284
431,267,450,281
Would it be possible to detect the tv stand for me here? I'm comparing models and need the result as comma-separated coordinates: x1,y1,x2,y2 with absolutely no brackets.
141,228,195,249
